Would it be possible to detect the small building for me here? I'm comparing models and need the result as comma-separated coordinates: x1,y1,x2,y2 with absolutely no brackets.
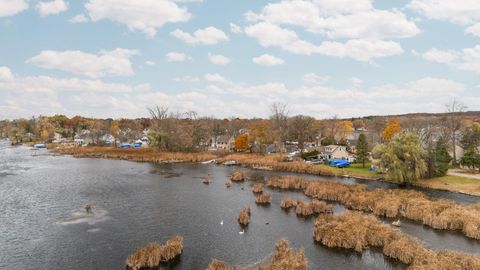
215,135,235,151
319,145,354,162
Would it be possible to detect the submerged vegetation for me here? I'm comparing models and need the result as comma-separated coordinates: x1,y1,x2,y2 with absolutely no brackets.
206,239,307,270
125,235,183,270
313,212,480,269
255,193,272,205
238,207,251,226
270,176,480,239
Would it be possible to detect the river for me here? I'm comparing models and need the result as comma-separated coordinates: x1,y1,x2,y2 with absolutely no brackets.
0,141,479,270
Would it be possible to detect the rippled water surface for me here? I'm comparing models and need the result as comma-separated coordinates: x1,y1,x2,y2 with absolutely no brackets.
1,141,479,270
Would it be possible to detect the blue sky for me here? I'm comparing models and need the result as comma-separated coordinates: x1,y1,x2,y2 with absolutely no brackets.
0,0,479,119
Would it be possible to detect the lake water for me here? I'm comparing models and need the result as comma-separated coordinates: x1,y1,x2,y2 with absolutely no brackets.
1,140,479,270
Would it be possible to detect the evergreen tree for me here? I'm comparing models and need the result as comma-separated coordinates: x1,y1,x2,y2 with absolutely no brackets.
355,133,369,168
460,146,480,173
433,138,452,177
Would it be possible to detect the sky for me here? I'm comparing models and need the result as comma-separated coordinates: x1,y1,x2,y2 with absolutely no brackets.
0,0,479,120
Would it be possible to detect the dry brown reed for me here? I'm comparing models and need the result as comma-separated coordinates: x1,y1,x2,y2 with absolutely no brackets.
267,176,309,190
125,235,183,270
238,207,251,226
313,211,480,267
269,175,480,240
259,238,308,270
280,197,298,209
230,171,246,182
255,193,272,204
252,183,264,193
206,239,307,270
55,147,216,163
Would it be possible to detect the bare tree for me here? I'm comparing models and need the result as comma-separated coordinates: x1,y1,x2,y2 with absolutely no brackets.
288,115,316,151
269,103,289,146
445,99,467,165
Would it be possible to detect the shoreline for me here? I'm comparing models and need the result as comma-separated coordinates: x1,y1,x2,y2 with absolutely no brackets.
50,146,480,197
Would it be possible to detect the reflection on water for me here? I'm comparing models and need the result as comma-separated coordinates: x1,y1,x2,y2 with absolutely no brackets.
0,140,478,270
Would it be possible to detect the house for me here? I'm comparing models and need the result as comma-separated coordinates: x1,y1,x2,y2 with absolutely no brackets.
102,134,116,145
213,135,235,151
319,145,354,162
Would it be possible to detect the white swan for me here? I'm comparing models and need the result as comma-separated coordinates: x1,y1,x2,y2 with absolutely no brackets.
239,229,244,235
220,220,224,225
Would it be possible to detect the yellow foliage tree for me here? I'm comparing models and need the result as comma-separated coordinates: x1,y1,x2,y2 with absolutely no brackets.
235,134,249,151
382,119,401,142
336,120,353,140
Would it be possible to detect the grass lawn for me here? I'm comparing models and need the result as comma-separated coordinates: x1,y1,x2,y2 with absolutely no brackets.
315,163,378,179
417,175,480,196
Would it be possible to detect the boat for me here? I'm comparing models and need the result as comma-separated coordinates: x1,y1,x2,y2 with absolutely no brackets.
33,144,46,149
201,159,216,164
223,160,236,166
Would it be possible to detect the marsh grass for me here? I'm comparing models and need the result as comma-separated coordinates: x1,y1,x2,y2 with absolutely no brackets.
207,239,307,270
255,193,272,205
280,197,298,209
231,171,247,182
262,175,480,240
313,211,480,268
125,235,183,270
252,183,264,193
238,207,251,226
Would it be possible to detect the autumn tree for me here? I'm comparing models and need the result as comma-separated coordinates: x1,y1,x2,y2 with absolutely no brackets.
235,134,249,151
355,133,369,168
382,118,401,142
373,132,427,185
110,121,120,146
336,120,353,140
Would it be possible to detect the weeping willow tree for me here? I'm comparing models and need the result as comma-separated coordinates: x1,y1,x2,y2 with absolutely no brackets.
373,132,427,185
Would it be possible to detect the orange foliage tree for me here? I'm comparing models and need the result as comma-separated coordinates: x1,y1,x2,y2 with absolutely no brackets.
382,118,401,141
235,134,249,151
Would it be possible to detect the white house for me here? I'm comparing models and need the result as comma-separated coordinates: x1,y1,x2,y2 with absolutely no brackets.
319,145,354,162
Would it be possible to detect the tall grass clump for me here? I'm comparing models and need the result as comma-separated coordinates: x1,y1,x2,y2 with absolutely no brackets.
260,238,308,270
280,197,298,209
255,193,272,205
126,235,183,270
313,211,480,268
230,171,246,182
267,176,308,190
238,207,251,226
206,238,307,270
299,176,480,239
252,183,264,193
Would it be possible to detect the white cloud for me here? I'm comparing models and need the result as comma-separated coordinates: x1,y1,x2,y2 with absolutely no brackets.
230,23,242,33
316,39,403,62
252,54,285,66
0,0,28,17
245,22,402,61
250,0,419,40
466,23,480,37
204,73,227,84
85,0,191,37
174,75,199,82
205,85,226,94
145,61,156,66
408,0,480,25
0,66,14,82
302,73,330,84
170,26,229,45
422,45,480,74
28,48,140,78
69,13,88,23
350,77,363,86
208,53,231,65
166,52,192,62
36,0,68,17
